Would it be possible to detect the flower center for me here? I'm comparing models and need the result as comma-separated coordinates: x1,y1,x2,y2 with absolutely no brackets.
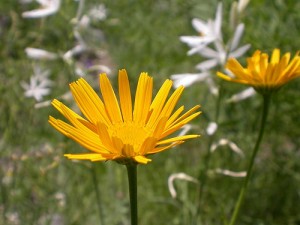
108,122,152,156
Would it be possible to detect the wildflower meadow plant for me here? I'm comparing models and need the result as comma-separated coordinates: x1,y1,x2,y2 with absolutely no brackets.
3,0,300,224
49,69,200,225
218,48,300,225
21,0,110,109
172,1,250,96
171,1,251,219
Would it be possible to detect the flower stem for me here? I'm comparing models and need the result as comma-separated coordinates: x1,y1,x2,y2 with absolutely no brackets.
91,164,105,225
229,94,271,225
126,164,138,225
193,82,224,225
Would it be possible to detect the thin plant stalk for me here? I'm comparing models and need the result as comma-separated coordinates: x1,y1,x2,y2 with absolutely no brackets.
126,164,138,225
91,164,105,225
0,174,7,224
229,94,271,225
194,81,224,224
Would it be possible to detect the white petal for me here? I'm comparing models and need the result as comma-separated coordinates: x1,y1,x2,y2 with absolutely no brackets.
22,7,57,18
226,87,256,103
230,23,245,51
211,138,244,157
238,0,250,13
25,48,57,60
88,4,107,21
171,73,210,88
22,0,60,18
198,46,218,58
214,2,223,38
187,45,207,55
214,168,246,177
180,36,213,47
168,172,199,198
192,18,209,34
214,40,225,54
63,44,86,62
206,122,218,136
35,100,52,108
87,65,112,74
180,36,204,47
75,67,85,77
178,124,192,136
196,59,219,71
229,44,251,58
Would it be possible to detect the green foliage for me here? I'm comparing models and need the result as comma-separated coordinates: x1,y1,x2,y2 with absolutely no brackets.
0,0,300,224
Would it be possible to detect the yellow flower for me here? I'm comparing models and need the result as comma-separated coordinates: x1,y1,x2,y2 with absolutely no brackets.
217,49,300,94
49,69,200,164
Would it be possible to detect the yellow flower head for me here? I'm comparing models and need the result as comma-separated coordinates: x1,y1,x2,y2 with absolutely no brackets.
217,49,300,94
49,69,201,164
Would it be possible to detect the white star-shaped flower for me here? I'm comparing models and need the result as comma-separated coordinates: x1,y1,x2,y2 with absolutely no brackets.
88,4,107,22
180,2,223,55
195,23,251,71
21,67,53,101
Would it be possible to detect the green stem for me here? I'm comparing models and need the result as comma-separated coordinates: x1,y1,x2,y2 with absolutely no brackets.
126,164,138,225
229,94,271,225
0,173,6,224
194,81,224,224
91,164,105,225
197,134,214,205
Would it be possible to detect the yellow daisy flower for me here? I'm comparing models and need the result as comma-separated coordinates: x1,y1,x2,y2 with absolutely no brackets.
49,69,201,164
217,49,300,94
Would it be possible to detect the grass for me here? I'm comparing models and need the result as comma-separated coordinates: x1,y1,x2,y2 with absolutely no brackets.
1,0,300,224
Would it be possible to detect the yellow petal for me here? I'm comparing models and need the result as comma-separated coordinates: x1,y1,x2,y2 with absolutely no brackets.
70,79,111,125
64,153,108,161
118,69,133,122
157,134,200,145
271,48,280,64
147,79,173,128
147,141,184,154
100,74,123,123
134,155,152,164
133,73,153,124
49,117,109,154
162,112,201,138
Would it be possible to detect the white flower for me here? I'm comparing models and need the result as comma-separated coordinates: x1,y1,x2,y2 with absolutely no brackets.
170,72,218,95
63,44,86,64
6,212,20,225
206,122,218,136
25,47,58,60
180,2,222,55
214,168,246,177
22,0,61,18
168,173,199,198
87,64,112,74
211,138,244,157
21,67,53,102
196,23,250,71
226,87,256,103
88,4,107,21
237,0,250,13
171,72,210,88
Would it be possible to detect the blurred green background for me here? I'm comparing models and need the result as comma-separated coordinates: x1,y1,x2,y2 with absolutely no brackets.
1,0,300,224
